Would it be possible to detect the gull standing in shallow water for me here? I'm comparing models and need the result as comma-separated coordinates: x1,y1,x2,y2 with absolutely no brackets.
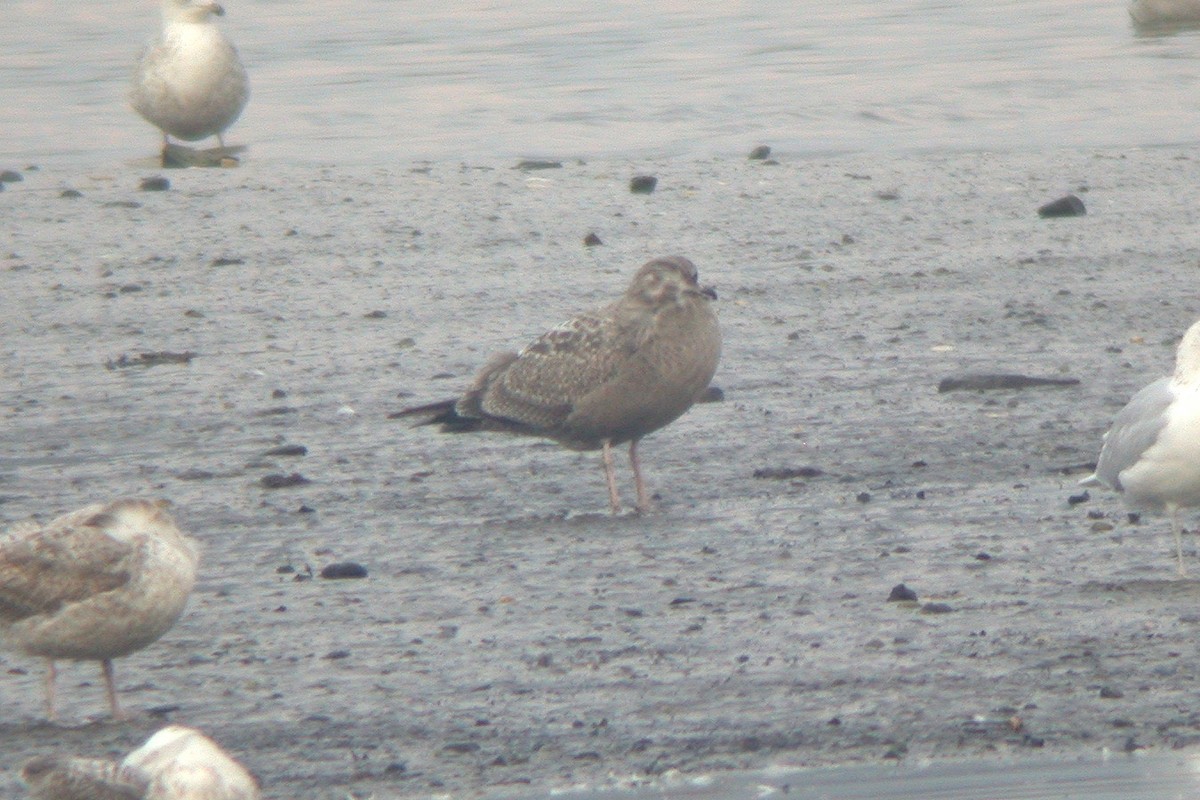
397,256,722,514
0,499,198,720
1081,319,1200,575
130,0,249,149
21,724,260,800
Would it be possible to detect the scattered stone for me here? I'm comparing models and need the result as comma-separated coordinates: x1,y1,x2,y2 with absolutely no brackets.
937,374,1080,392
1099,686,1124,699
752,466,823,480
856,491,871,503
442,742,481,755
0,170,22,182
320,562,368,580
105,351,197,369
210,256,244,267
60,189,83,199
921,602,954,614
584,232,603,246
175,468,216,481
276,565,296,574
514,159,562,170
324,650,350,660
139,175,170,191
1038,194,1086,218
748,145,771,160
260,472,311,489
263,444,307,457
698,385,725,403
629,175,657,194
1068,491,1090,506
887,584,918,602
975,552,992,561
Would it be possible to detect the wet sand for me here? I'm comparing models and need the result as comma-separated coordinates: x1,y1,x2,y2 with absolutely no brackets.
3,146,1200,797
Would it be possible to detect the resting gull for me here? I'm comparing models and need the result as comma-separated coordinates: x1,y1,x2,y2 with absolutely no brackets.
397,255,722,514
0,499,198,720
1081,319,1200,574
130,0,249,148
21,724,260,800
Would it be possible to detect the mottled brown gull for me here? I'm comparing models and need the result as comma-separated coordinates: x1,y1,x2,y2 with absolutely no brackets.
397,255,722,514
130,0,249,148
0,499,198,720
1081,319,1200,575
21,725,260,800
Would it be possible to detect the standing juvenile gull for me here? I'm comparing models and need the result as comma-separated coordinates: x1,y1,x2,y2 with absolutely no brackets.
0,499,198,720
397,255,722,514
130,0,249,149
21,725,260,800
1081,319,1200,575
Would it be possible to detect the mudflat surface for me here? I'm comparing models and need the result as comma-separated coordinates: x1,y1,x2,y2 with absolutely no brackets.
3,147,1200,798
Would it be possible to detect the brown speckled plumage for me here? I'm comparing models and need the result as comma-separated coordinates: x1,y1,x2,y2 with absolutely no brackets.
0,499,198,720
398,255,721,513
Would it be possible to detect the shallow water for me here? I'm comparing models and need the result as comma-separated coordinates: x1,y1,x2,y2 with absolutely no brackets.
5,0,1200,166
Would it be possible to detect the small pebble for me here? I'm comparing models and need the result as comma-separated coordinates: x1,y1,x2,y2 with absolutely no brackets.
1038,193,1086,218
921,602,954,614
1067,491,1090,506
584,232,603,246
629,175,657,194
0,170,22,182
887,584,918,602
60,188,83,199
139,175,170,191
320,562,368,580
260,472,311,489
748,145,772,160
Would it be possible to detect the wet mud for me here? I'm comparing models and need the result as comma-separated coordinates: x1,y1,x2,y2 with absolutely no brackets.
3,147,1200,797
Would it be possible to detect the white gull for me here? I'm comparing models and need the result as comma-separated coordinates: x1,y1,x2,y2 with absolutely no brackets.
1082,319,1200,574
130,0,249,148
21,725,260,800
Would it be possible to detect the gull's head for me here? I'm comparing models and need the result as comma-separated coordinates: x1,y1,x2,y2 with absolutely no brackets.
163,0,226,24
627,255,718,309
1174,318,1200,385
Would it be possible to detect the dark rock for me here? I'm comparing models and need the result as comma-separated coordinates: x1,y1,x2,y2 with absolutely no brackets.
748,145,772,160
698,385,724,403
60,189,83,199
364,310,387,319
324,650,350,660
856,492,871,503
584,232,603,246
921,602,954,614
263,444,307,457
0,170,22,182
1099,686,1124,699
629,175,657,194
514,159,562,170
1038,194,1086,218
260,472,311,489
1068,491,1090,506
887,584,918,602
937,373,1080,392
752,466,823,480
320,562,368,580
211,257,244,267
139,175,171,191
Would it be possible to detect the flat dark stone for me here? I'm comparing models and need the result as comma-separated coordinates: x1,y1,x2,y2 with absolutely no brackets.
320,562,368,580
1038,193,1086,218
937,373,1080,392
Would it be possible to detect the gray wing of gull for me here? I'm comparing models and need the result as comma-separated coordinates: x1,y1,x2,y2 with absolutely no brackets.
1092,376,1173,490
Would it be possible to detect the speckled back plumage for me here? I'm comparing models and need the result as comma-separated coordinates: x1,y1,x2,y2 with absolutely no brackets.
21,754,148,800
427,255,721,449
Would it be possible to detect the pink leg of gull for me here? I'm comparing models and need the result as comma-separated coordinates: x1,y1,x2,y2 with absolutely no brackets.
602,440,621,513
629,439,651,514
102,659,127,720
44,659,58,720
1171,506,1186,577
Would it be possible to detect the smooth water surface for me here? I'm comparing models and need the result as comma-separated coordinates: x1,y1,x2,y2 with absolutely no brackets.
3,0,1200,166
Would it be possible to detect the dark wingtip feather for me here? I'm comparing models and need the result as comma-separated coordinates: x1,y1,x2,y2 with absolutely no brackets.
388,400,484,432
